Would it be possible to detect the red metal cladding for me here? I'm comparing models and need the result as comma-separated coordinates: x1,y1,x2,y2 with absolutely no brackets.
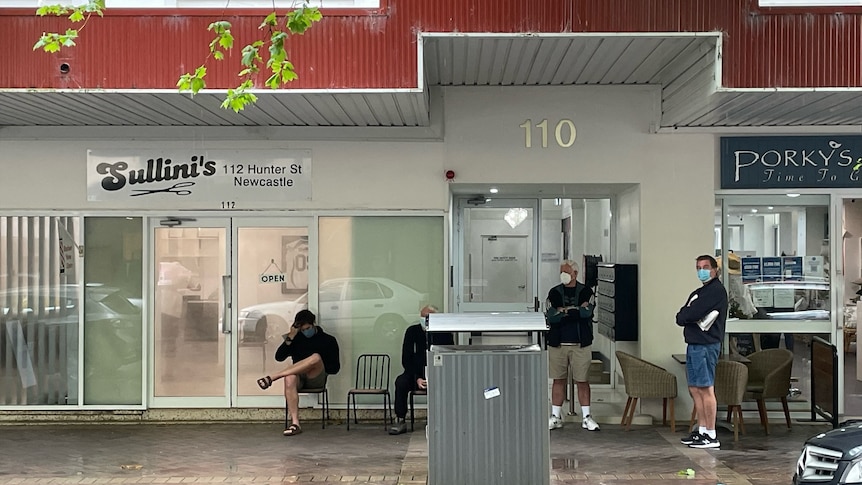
0,0,861,90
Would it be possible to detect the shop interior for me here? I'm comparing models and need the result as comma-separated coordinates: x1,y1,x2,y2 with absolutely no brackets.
716,195,862,418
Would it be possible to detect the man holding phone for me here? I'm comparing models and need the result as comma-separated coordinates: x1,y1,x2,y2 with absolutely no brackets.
545,260,600,432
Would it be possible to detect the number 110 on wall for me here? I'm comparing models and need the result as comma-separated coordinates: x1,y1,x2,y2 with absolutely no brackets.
519,119,577,148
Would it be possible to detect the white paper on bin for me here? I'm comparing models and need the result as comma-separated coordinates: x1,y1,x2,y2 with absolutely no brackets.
426,312,548,333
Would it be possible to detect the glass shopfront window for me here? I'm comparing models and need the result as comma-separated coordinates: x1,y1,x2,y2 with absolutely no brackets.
716,195,833,414
83,217,144,405
0,216,80,406
318,215,444,405
0,216,144,407
717,195,832,357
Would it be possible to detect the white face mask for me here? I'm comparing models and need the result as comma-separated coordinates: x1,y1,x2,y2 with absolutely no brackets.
560,272,572,285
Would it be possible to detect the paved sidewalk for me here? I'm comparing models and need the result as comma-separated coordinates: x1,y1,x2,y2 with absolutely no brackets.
0,420,828,484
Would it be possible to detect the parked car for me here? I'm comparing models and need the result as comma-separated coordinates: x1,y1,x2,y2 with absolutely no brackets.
1,284,141,324
1,284,143,384
238,277,428,346
793,420,862,484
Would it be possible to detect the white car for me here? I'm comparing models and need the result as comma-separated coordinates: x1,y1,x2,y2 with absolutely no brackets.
238,277,428,346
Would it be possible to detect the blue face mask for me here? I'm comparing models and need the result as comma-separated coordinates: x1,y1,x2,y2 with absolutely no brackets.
301,327,316,338
697,269,712,282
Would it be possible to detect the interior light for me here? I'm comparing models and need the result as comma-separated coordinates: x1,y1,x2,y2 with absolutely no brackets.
787,193,801,198
767,206,774,210
504,208,528,228
751,209,758,213
489,187,499,194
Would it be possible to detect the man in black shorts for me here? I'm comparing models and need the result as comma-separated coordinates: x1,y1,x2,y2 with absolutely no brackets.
256,309,340,436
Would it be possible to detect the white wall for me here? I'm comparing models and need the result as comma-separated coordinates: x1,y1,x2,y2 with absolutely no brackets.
742,214,765,254
807,206,828,257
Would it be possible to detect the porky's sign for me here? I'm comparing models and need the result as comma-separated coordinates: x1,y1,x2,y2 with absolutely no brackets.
87,149,311,208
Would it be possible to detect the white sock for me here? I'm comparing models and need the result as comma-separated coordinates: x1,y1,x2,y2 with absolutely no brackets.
699,426,707,435
581,405,591,417
551,405,562,418
706,429,716,439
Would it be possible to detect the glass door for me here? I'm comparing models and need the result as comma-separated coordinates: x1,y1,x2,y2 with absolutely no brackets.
150,217,311,407
233,218,312,407
455,198,539,313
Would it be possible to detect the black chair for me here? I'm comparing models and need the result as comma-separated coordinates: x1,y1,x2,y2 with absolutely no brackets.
347,353,391,430
409,388,427,432
285,385,330,429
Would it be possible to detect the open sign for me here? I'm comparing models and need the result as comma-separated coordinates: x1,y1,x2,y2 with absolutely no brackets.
259,273,286,284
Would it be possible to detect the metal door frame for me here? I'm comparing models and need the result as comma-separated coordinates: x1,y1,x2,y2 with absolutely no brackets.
147,216,315,408
453,198,541,313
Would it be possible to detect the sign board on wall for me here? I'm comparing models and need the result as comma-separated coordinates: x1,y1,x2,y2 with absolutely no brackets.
720,136,862,189
761,257,783,281
741,257,762,283
87,149,311,208
782,256,803,281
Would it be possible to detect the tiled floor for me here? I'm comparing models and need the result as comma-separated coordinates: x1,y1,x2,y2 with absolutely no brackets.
0,417,831,485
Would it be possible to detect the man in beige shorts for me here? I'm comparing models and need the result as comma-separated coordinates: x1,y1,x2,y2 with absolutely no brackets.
545,260,599,431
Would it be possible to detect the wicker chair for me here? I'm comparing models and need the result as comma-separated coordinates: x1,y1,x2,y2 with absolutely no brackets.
744,348,793,435
689,360,748,441
616,351,678,431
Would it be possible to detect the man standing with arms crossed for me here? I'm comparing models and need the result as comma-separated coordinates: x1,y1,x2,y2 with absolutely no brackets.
546,260,600,432
676,255,728,449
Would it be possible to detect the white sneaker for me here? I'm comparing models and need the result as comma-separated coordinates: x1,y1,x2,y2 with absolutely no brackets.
582,414,600,431
548,415,563,430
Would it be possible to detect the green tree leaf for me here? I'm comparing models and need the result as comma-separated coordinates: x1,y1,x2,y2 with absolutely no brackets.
260,12,278,29
34,1,103,53
37,1,325,110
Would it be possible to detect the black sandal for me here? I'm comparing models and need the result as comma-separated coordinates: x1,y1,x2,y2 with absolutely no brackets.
283,423,302,436
256,376,273,390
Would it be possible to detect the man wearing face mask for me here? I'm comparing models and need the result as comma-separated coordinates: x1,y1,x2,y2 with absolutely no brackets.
256,309,340,437
389,304,455,435
675,255,728,449
545,260,599,431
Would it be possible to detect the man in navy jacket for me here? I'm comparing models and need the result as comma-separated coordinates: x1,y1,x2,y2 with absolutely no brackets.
676,255,728,449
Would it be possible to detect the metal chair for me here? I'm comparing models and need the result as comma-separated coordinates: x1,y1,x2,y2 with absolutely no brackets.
616,350,678,432
285,385,330,429
409,388,427,431
744,348,793,434
347,353,392,430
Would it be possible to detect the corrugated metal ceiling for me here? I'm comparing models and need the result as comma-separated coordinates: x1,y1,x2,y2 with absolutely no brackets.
2,33,861,129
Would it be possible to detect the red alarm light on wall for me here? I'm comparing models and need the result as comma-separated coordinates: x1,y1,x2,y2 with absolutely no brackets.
445,170,455,181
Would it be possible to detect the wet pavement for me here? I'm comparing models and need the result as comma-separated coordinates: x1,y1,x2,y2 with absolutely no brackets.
0,418,829,484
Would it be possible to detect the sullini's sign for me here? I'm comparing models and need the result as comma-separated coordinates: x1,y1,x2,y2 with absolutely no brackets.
720,136,862,189
87,149,311,208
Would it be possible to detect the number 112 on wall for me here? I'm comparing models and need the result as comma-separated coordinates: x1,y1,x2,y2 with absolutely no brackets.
519,119,577,148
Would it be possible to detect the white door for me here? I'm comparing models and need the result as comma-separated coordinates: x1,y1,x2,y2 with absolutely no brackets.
480,235,529,303
149,217,313,408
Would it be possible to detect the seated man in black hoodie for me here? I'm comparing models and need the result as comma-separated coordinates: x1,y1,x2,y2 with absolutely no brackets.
256,309,340,437
388,305,454,435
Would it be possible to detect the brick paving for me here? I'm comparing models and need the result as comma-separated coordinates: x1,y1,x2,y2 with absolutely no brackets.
0,420,830,484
